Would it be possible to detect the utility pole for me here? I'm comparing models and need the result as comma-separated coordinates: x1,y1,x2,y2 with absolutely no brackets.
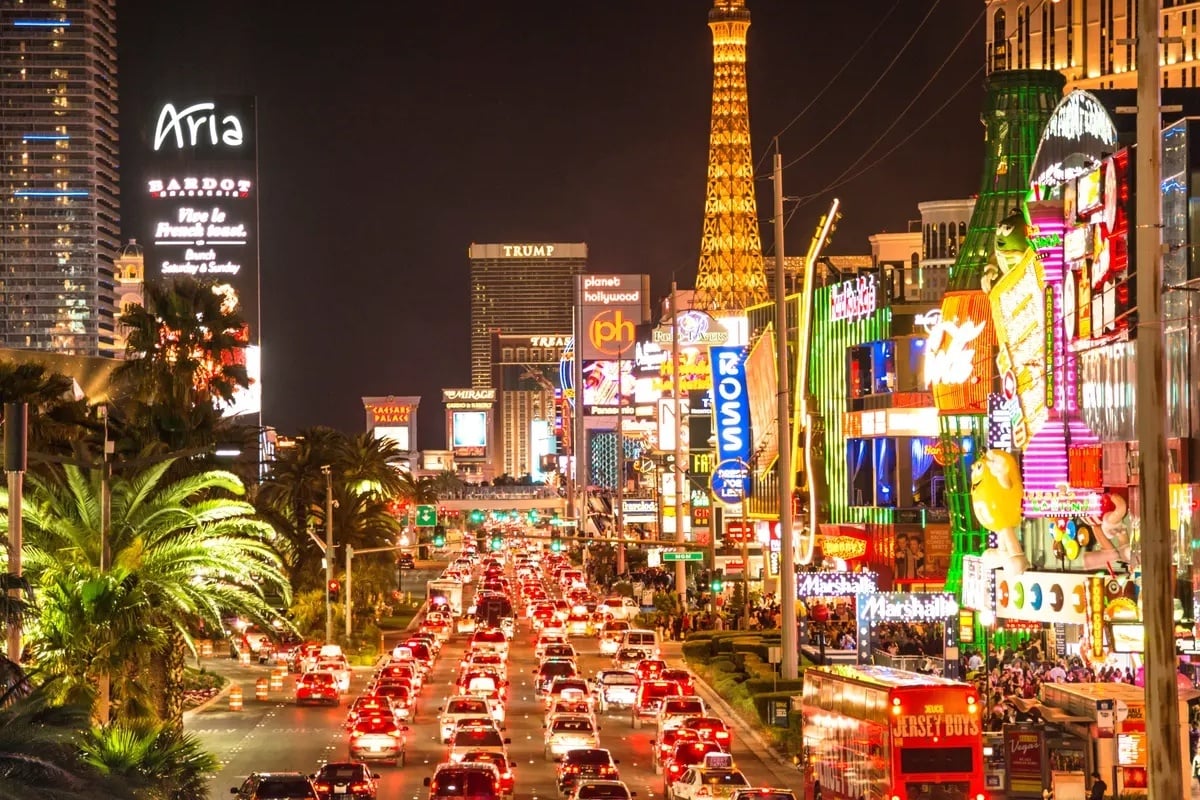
98,405,112,572
345,543,354,640
322,465,334,643
671,282,687,611
1135,0,1183,795
615,346,626,577
773,142,798,681
4,403,27,663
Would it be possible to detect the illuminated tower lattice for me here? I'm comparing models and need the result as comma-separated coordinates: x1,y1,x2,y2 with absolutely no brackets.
692,0,769,312
941,69,1065,596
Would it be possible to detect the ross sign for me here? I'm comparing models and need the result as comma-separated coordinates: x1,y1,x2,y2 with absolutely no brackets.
796,571,877,598
828,273,879,322
143,95,261,417
662,551,704,562
927,291,996,413
710,345,751,464
443,388,496,403
710,458,751,504
577,275,647,360
415,505,437,527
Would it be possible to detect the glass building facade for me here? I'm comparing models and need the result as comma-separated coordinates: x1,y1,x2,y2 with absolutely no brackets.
0,0,119,355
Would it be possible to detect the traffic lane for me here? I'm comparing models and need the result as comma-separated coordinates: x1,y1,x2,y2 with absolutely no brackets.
569,633,791,793
198,669,366,794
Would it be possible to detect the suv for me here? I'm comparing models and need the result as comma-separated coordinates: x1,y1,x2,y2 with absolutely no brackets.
618,629,660,659
231,772,319,800
310,762,380,800
657,697,706,732
423,762,502,800
556,747,620,795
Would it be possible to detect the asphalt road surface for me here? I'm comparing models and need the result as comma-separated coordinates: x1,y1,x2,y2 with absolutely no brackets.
192,580,797,799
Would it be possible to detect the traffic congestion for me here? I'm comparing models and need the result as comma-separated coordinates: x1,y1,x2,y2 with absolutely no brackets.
218,539,799,800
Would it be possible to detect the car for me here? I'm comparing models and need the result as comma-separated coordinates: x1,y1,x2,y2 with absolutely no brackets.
458,671,507,707
439,696,497,743
497,616,516,640
469,628,510,659
535,632,569,660
545,698,597,728
448,724,512,763
348,713,407,765
678,716,732,747
599,620,632,654
462,652,508,682
544,677,594,710
667,759,748,800
375,660,422,692
662,740,728,787
544,714,601,760
296,671,340,706
313,657,352,692
310,761,380,800
618,629,660,659
597,597,640,621
612,648,647,671
369,683,416,721
231,772,320,800
728,790,796,800
555,747,620,794
633,680,683,729
652,727,701,773
567,780,637,800
657,697,707,732
346,695,400,729
535,659,580,695
423,762,503,800
594,670,639,712
456,750,515,799
634,660,668,683
564,613,592,637
397,552,416,570
661,669,696,696
457,615,479,634
541,643,579,663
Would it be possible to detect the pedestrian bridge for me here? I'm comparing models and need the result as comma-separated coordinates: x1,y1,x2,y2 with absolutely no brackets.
437,487,567,514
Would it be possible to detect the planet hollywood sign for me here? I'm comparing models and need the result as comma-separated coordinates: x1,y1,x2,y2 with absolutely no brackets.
829,274,879,323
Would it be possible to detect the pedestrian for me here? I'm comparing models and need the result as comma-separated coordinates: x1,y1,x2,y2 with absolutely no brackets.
812,777,822,800
1088,771,1106,800
672,615,683,641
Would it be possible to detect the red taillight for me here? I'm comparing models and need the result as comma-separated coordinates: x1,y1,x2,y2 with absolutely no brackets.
715,731,730,740
669,765,682,775
314,783,331,792
351,783,370,793
696,788,711,797
502,771,513,780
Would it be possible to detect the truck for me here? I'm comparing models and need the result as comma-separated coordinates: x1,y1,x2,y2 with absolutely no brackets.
427,578,464,616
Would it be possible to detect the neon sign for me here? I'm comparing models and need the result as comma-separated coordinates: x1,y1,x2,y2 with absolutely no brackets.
153,101,245,151
501,244,556,258
829,274,879,323
795,571,876,598
710,346,751,464
148,176,251,198
925,318,987,386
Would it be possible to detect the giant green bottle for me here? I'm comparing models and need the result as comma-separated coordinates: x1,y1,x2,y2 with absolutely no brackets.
941,69,1065,597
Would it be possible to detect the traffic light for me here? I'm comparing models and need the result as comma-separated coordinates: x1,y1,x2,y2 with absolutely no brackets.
551,536,563,553
527,509,539,524
432,524,446,548
469,509,484,525
328,579,340,603
710,570,724,593
490,534,503,552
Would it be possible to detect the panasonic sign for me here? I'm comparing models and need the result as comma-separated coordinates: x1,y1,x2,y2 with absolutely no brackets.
710,345,751,464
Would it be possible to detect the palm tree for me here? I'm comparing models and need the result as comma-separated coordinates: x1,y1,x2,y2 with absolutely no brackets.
113,277,250,451
338,432,406,499
0,361,93,458
396,471,439,505
80,722,217,800
430,470,464,498
0,679,135,800
7,461,290,725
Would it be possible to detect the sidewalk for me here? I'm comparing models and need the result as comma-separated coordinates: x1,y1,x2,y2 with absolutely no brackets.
659,639,801,787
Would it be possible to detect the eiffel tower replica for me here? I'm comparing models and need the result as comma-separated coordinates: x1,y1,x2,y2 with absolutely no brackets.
692,0,769,312
940,69,1065,596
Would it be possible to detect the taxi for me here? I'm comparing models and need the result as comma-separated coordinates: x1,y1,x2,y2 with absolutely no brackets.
666,753,748,800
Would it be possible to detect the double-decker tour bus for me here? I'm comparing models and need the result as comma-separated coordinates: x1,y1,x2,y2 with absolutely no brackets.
801,665,985,800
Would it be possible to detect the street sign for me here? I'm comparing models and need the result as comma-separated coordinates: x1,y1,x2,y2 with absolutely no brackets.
710,459,751,504
415,505,437,527
663,551,704,562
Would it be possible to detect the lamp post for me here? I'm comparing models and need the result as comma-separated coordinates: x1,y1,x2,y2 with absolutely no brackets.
322,464,334,643
979,609,995,699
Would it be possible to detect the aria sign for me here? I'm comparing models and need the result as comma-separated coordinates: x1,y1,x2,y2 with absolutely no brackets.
829,274,879,323
153,101,246,152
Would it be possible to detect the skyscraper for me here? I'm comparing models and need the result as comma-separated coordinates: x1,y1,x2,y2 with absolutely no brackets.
0,1,120,355
468,242,586,389
692,0,768,313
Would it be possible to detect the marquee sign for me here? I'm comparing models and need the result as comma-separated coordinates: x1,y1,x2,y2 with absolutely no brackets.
576,275,648,360
710,345,751,464
927,291,996,414
855,592,960,678
795,571,877,598
153,100,250,153
443,388,496,403
829,274,879,323
993,569,1090,624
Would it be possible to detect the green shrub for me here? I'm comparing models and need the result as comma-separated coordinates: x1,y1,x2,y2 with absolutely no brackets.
745,678,806,695
182,667,225,692
612,581,635,598
710,656,737,674
682,641,711,663
685,631,717,641
749,690,802,726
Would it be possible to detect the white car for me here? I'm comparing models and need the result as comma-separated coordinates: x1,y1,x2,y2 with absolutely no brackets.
448,724,511,763
543,714,600,760
313,656,351,693
567,780,637,800
535,633,569,661
657,697,706,731
462,652,508,683
545,698,598,729
594,670,639,711
668,756,748,800
598,597,640,621
469,629,510,659
599,622,631,655
457,615,478,634
438,695,496,743
498,616,516,640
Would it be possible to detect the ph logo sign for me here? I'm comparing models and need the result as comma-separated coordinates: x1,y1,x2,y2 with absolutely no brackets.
588,309,636,357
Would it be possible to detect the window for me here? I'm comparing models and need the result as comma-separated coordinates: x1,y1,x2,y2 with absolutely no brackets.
992,10,1008,71
900,747,975,774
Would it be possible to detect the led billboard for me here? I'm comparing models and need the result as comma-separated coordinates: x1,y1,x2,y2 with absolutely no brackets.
452,410,488,458
142,96,261,416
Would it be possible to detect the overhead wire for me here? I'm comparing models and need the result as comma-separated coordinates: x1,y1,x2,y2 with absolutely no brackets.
781,0,944,171
795,6,986,201
753,0,904,181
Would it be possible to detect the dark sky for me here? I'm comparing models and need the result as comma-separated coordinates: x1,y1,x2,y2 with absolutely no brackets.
117,0,985,449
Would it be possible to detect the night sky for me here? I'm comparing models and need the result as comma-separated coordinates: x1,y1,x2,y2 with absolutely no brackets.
117,1,985,449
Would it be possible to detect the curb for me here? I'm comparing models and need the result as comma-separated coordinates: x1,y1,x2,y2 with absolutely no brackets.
183,680,234,722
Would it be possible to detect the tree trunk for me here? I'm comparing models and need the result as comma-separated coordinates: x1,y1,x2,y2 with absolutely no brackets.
95,672,111,725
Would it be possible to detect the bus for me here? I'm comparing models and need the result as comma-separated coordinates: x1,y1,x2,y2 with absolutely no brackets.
800,665,985,800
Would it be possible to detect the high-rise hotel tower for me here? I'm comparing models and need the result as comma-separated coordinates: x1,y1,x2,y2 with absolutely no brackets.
468,242,586,389
0,0,119,355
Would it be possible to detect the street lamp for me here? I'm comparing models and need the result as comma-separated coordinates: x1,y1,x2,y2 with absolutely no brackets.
322,464,334,643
